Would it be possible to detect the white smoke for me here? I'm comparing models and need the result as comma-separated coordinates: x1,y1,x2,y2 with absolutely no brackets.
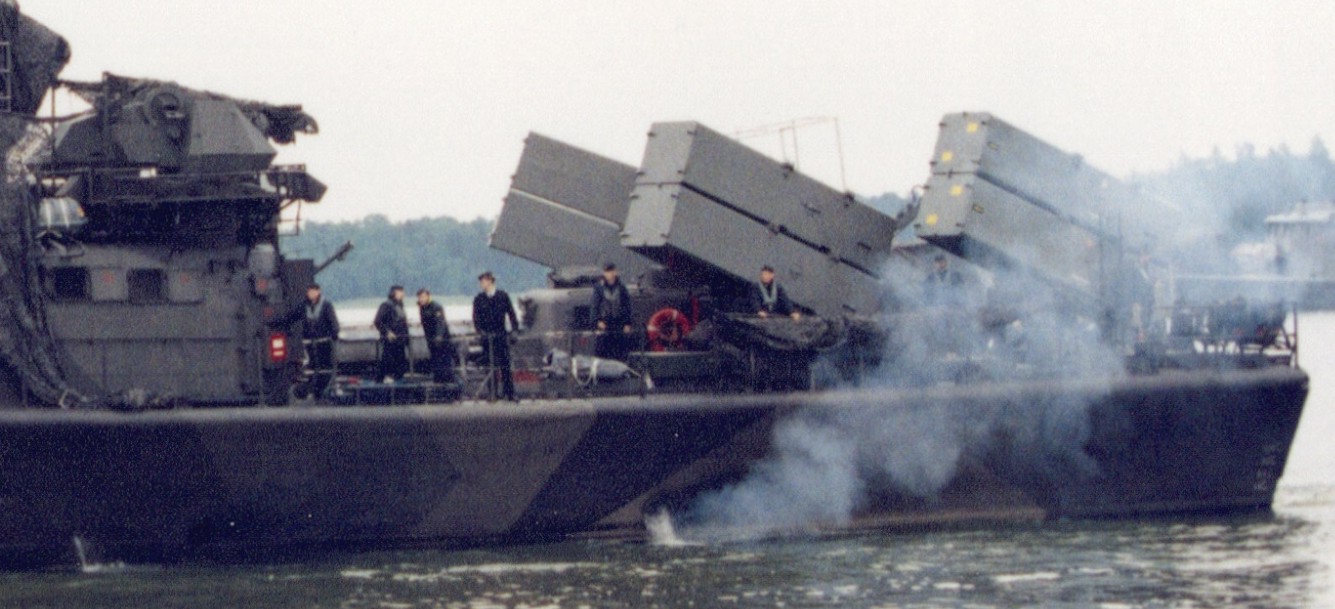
674,248,1123,541
686,411,861,539
664,135,1326,542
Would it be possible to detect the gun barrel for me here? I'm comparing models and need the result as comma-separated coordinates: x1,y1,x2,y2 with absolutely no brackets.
313,241,354,276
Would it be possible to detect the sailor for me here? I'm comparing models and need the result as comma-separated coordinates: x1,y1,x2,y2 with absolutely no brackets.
374,285,410,383
1129,252,1157,343
924,254,964,307
749,265,800,320
272,283,340,398
591,262,633,361
473,271,520,401
925,254,971,355
417,288,454,384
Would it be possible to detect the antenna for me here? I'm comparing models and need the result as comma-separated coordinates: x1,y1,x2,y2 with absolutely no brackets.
734,117,848,192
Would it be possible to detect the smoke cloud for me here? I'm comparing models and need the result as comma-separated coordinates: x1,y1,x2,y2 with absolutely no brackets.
667,250,1122,542
658,134,1325,544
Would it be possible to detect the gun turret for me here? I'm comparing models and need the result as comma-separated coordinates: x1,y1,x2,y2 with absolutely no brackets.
36,75,325,246
48,74,319,175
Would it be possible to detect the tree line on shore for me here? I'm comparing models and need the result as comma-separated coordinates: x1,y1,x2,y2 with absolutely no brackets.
281,215,548,299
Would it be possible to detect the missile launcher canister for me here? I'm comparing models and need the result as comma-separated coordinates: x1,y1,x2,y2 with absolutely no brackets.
914,112,1147,314
621,122,896,317
493,133,659,282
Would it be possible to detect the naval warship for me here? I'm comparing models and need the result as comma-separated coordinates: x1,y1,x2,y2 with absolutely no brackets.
0,5,1307,568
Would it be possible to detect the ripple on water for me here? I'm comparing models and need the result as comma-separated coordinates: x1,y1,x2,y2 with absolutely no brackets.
992,571,1061,585
339,569,381,580
444,561,603,575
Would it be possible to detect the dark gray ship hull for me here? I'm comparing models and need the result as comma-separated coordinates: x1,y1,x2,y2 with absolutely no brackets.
0,365,1307,568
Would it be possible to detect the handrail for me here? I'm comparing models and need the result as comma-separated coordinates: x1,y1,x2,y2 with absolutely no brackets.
378,328,660,403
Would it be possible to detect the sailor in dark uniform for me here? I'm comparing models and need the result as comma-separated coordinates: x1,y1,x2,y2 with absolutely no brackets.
416,288,454,384
925,254,970,354
749,265,801,320
1129,252,1157,343
473,271,520,401
591,263,633,361
924,254,964,307
272,283,340,398
373,285,410,383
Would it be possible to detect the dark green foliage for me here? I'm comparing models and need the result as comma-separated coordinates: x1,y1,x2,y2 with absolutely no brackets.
862,191,913,217
280,215,547,299
1130,137,1335,246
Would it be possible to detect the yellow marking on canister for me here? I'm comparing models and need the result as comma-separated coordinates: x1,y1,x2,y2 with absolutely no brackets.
967,122,980,133
949,185,964,196
941,151,954,162
925,213,939,226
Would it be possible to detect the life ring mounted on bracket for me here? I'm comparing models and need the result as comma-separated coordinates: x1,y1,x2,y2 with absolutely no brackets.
646,307,692,352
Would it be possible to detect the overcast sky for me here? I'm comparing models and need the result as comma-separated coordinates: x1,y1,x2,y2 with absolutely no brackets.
23,1,1335,222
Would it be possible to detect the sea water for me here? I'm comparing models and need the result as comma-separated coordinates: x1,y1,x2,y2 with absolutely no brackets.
6,495,1334,608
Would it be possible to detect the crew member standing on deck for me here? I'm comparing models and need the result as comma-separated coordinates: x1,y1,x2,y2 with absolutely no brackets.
473,271,520,401
924,254,964,307
272,283,340,398
374,285,410,383
417,288,454,384
749,265,801,320
591,262,633,361
924,253,970,354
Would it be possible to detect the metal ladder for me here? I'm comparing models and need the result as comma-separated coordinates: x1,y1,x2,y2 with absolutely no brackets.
0,35,11,113
0,0,16,113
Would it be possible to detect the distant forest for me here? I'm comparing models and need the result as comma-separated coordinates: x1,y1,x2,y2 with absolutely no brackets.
281,216,548,299
282,138,1335,298
1133,138,1335,241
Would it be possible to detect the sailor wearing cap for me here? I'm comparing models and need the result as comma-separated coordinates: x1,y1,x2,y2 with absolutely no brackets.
473,271,520,401
591,262,634,360
750,265,800,321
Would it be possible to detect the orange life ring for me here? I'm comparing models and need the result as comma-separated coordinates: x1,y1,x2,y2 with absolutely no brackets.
646,307,692,352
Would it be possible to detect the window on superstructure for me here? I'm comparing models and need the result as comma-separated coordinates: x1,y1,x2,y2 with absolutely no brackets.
50,267,89,301
128,269,167,303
